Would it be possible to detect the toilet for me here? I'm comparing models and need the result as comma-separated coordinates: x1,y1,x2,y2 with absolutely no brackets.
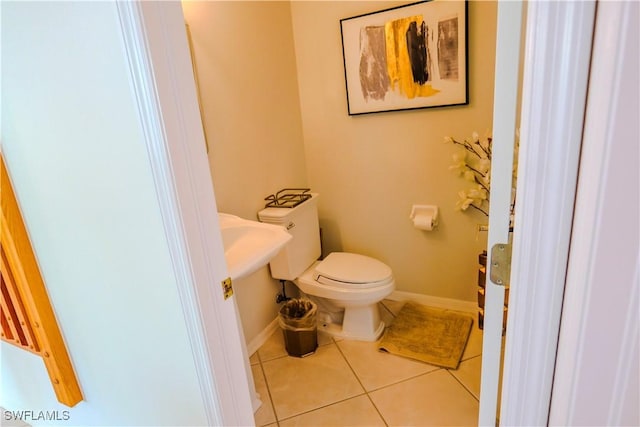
258,193,395,341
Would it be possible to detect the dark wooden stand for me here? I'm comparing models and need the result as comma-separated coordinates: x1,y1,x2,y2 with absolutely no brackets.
477,250,509,332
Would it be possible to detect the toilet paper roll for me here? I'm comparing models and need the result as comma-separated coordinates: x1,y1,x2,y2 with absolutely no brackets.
413,214,434,231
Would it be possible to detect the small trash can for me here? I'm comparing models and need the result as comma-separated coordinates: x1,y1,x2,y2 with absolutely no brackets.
279,298,318,357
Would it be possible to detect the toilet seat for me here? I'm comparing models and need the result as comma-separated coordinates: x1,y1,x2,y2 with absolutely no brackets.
313,252,393,289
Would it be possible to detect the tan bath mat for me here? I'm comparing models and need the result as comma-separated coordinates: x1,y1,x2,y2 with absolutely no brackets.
379,301,474,369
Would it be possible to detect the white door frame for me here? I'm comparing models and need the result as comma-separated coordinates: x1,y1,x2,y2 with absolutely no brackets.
500,1,596,425
116,1,600,426
549,1,639,424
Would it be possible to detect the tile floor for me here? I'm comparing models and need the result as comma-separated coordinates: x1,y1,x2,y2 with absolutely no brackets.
250,299,484,426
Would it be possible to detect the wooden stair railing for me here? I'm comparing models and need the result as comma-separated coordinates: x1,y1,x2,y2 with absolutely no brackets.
1,154,83,407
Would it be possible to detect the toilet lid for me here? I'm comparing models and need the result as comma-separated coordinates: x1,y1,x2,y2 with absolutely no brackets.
314,252,393,288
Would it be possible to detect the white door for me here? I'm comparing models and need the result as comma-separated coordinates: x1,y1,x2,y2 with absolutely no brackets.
477,2,523,424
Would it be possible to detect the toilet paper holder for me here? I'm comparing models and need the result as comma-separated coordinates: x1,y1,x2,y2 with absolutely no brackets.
409,205,439,230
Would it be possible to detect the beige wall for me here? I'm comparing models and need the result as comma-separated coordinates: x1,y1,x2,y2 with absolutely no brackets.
184,1,497,343
182,1,308,220
182,1,308,344
292,1,496,301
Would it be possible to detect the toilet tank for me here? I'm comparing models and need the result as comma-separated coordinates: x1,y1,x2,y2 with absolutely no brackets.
257,193,321,280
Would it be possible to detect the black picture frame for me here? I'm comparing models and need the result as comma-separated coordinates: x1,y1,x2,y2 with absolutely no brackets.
340,0,468,115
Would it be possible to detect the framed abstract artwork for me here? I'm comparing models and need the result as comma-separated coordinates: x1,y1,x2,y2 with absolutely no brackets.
340,0,468,115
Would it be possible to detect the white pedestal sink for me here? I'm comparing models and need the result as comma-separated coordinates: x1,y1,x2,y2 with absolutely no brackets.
217,212,292,413
218,213,292,281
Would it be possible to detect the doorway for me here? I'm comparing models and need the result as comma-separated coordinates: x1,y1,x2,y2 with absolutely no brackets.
121,0,601,425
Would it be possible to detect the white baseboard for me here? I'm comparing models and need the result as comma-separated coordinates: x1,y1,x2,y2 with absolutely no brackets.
247,317,280,356
388,290,477,314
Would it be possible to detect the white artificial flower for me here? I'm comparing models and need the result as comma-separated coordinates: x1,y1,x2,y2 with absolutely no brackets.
455,191,474,211
467,186,488,201
470,142,486,158
479,136,490,151
446,130,518,218
448,151,467,176
478,158,491,174
452,151,465,163
483,174,491,188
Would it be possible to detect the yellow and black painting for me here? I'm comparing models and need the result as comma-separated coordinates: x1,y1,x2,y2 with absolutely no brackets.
341,1,467,115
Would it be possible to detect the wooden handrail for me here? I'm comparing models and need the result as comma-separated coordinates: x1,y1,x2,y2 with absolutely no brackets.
0,154,83,407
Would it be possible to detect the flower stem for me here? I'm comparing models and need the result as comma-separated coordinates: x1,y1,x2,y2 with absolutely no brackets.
462,165,490,192
477,138,491,157
473,176,490,192
469,204,489,216
452,139,480,156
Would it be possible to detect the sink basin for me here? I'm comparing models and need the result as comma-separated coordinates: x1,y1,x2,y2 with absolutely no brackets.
218,213,292,281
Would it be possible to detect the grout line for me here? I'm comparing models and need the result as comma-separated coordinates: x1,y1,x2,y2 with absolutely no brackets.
256,350,281,426
276,392,369,424
264,340,366,424
333,339,390,426
362,365,444,394
260,353,288,364
334,339,368,393
365,392,389,427
446,360,481,402
379,300,398,318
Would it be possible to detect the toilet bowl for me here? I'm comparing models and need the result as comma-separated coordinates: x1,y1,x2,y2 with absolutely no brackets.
296,252,395,341
258,192,395,342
